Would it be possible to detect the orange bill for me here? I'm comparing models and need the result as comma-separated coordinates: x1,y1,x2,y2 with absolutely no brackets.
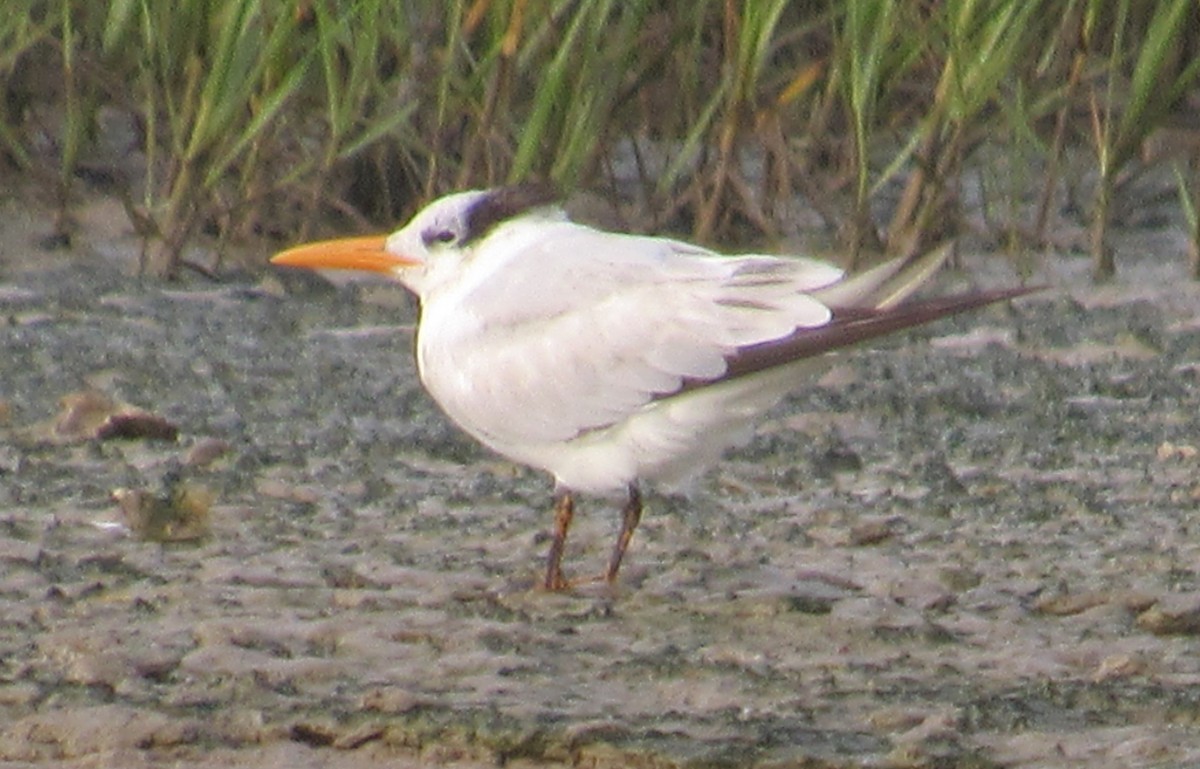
270,236,418,273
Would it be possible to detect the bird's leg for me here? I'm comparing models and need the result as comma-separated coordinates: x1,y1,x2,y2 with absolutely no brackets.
543,489,574,590
604,483,643,583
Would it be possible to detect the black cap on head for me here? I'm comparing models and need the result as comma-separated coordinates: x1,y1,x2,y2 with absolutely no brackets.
461,183,561,246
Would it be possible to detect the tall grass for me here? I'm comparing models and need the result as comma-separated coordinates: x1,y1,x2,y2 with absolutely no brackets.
1085,0,1200,279
301,1,417,236
885,0,1042,260
0,1,1197,279
1176,158,1200,279
103,0,310,274
0,4,55,171
833,0,917,261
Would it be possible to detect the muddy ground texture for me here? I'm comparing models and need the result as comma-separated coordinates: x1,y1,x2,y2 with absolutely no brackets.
1,188,1200,769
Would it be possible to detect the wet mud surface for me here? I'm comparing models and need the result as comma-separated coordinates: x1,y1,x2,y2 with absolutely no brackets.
2,199,1200,767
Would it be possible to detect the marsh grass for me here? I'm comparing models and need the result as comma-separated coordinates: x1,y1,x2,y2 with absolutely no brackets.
0,4,54,171
1085,0,1200,279
0,1,1197,278
884,0,1043,261
834,0,917,260
113,1,311,275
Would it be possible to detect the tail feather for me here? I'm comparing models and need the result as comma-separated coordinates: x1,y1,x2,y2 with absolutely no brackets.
672,241,1041,394
811,243,954,311
719,285,1037,383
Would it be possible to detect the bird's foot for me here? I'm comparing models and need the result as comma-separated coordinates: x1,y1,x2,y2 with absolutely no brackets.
542,569,571,592
536,568,621,594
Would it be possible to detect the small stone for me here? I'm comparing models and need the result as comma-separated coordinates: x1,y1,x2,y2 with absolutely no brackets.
333,722,386,749
1036,589,1157,617
113,477,212,543
1093,652,1147,681
47,389,178,443
360,686,423,714
185,437,232,467
850,517,897,546
868,705,927,731
1136,594,1200,636
1034,591,1110,616
1156,441,1198,461
256,477,321,504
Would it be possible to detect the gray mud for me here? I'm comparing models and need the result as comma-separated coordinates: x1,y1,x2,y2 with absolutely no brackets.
2,197,1200,767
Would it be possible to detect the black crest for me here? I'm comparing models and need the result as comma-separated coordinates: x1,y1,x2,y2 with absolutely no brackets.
461,182,561,246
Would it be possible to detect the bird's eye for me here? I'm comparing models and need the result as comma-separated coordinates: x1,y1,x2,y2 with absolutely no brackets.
422,228,457,247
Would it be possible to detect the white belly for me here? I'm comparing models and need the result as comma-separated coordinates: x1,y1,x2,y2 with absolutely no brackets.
462,358,830,494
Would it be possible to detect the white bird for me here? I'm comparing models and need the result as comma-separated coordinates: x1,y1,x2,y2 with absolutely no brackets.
272,184,1031,590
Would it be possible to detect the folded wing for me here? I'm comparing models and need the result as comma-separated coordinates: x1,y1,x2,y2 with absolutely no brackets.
418,229,1031,450
418,225,843,445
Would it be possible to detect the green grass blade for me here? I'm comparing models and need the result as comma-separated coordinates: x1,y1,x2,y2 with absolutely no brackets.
1112,0,1200,171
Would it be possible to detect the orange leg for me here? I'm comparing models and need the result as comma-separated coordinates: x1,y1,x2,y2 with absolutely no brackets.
543,490,574,590
604,484,642,583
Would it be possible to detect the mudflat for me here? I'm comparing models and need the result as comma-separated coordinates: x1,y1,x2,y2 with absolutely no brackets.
1,191,1199,768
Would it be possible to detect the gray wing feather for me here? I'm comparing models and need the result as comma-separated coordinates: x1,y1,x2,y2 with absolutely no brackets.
420,226,844,444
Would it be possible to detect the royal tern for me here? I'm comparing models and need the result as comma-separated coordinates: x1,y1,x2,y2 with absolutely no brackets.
272,184,1031,590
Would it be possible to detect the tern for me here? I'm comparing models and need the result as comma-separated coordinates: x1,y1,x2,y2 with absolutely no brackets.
272,184,1031,590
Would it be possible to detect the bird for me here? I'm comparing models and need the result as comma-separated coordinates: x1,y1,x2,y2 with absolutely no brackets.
271,183,1033,591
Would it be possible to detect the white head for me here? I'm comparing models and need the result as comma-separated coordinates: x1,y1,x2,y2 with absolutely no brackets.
271,184,562,296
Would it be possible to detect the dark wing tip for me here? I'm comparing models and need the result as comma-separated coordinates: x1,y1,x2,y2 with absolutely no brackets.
461,182,562,246
715,284,1045,385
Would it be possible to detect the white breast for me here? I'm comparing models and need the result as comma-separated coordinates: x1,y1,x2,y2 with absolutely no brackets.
412,215,845,492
